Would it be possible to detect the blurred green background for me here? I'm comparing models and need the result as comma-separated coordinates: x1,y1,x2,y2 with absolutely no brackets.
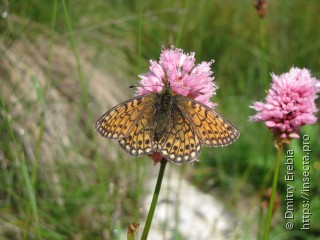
1,0,319,239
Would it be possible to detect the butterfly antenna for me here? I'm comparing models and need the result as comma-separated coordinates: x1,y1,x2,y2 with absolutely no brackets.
129,82,203,95
129,84,165,94
196,90,205,95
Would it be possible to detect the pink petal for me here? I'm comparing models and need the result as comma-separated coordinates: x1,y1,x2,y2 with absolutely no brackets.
265,121,276,127
137,46,217,107
289,133,300,139
250,67,320,140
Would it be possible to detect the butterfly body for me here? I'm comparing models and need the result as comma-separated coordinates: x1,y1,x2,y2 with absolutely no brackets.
151,84,179,142
96,83,239,163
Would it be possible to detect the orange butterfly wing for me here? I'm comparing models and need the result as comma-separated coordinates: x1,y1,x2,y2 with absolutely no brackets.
155,110,201,163
118,107,157,156
96,93,161,156
95,94,156,139
176,95,240,147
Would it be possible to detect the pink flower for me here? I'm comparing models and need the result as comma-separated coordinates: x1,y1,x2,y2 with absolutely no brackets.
137,46,217,108
250,67,320,142
136,46,218,163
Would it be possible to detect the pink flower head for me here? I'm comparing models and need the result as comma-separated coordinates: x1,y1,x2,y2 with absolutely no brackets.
250,67,320,143
137,46,217,108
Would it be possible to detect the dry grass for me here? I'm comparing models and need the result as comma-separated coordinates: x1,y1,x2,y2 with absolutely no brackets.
0,13,142,239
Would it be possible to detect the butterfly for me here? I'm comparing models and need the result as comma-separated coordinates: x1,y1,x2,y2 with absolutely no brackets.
95,82,239,163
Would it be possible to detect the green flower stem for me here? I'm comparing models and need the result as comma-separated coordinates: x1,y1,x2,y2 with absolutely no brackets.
264,145,283,240
141,159,167,240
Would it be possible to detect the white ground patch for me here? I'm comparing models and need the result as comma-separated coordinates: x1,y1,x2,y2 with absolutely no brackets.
134,168,256,240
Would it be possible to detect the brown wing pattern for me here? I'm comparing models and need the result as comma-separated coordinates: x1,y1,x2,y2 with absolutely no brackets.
176,96,240,147
95,94,156,139
156,110,201,163
118,108,157,156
